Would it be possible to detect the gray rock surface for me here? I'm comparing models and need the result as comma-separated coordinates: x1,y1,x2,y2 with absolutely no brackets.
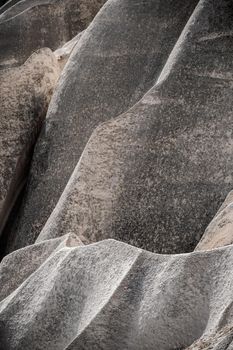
8,0,199,252
35,0,233,254
0,48,60,237
0,0,106,68
196,190,233,251
1,237,233,349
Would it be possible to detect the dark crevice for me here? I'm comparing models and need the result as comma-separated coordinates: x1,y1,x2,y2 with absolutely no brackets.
0,182,27,261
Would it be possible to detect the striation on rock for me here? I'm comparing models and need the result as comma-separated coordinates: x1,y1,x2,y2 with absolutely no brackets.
0,0,21,14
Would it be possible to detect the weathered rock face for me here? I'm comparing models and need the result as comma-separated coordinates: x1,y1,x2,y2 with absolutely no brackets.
0,48,60,238
1,237,233,349
8,0,199,252
196,190,233,251
0,0,106,68
34,0,233,254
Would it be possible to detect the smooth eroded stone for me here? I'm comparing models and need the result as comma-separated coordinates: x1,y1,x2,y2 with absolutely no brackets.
195,190,233,251
0,0,106,68
1,237,233,349
37,0,233,254
0,48,60,238
8,0,199,252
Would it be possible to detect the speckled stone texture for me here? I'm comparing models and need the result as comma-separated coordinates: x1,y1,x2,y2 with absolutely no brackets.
1,237,233,349
0,0,106,68
0,48,60,238
7,0,199,252
25,0,233,254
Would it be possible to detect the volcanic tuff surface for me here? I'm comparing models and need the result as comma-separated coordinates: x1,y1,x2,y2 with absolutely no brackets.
1,0,233,349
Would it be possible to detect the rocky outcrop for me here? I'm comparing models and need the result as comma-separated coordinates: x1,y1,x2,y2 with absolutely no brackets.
7,0,199,252
0,0,106,68
0,48,60,238
1,236,233,349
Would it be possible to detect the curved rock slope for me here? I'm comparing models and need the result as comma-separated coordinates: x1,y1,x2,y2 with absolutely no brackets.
8,0,199,252
28,0,233,254
0,0,106,68
1,237,233,349
0,48,60,238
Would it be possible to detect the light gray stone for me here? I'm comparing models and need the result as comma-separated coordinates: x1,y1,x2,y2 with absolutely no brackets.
8,0,199,252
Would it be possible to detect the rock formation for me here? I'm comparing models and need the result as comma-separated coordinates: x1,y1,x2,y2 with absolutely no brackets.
1,0,233,349
10,0,233,254
7,0,199,252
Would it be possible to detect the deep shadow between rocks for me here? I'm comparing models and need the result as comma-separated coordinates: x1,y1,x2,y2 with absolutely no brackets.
0,180,27,261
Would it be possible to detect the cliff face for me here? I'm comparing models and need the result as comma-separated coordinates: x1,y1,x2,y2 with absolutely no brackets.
1,0,233,349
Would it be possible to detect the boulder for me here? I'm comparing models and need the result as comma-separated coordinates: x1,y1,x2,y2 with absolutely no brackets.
0,48,60,239
7,0,199,252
